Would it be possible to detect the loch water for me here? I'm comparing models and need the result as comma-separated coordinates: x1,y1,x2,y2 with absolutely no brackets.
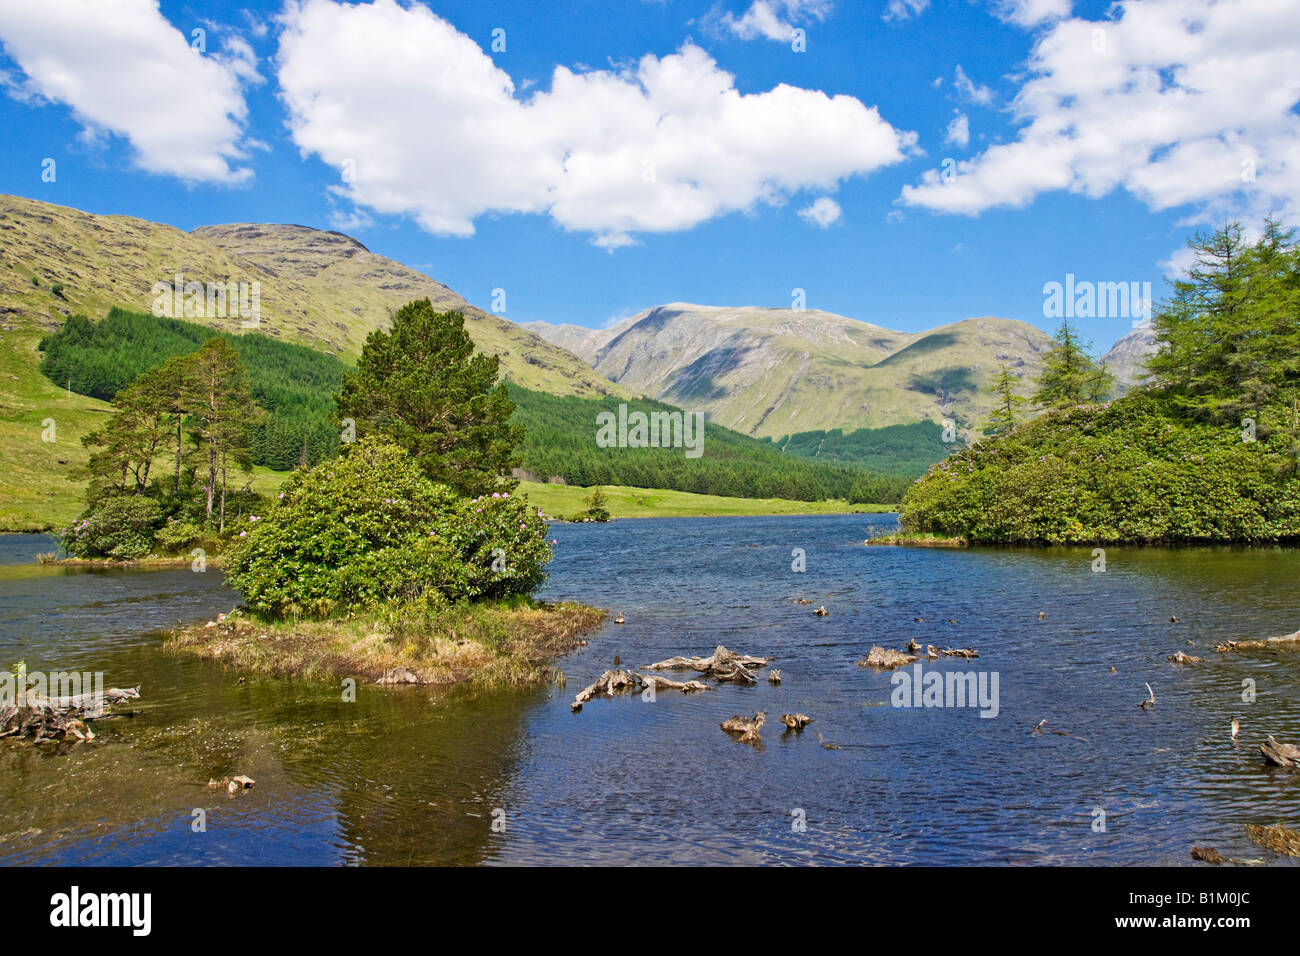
1,515,1298,866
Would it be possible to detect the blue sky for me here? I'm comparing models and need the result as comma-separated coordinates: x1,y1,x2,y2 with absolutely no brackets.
1,0,1295,352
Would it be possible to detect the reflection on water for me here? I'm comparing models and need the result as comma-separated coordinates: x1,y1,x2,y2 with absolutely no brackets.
1,519,1298,866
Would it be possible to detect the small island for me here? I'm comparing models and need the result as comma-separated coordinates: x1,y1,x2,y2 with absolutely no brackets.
898,221,1300,545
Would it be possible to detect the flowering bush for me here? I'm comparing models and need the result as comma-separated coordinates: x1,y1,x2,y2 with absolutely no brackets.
223,436,551,617
59,495,164,559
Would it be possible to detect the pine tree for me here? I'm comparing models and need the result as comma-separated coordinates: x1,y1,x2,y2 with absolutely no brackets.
335,299,523,497
983,364,1029,437
1032,319,1113,409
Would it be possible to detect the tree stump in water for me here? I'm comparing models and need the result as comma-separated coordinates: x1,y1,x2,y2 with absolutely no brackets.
721,712,766,744
646,645,770,684
1260,735,1300,768
780,713,813,731
857,647,917,669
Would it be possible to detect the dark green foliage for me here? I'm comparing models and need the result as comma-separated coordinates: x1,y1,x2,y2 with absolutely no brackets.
38,307,344,469
59,496,165,559
507,385,909,501
336,300,522,498
900,394,1300,543
768,421,952,476
223,437,551,618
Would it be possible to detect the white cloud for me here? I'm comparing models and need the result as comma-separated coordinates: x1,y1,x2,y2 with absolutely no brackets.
945,111,970,147
901,0,1300,231
884,0,930,22
277,0,912,247
953,64,994,105
798,196,842,227
995,0,1072,28
720,0,832,41
0,0,257,183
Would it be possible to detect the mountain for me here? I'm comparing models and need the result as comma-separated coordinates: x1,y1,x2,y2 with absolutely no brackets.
0,194,623,398
1101,323,1158,392
524,303,1053,439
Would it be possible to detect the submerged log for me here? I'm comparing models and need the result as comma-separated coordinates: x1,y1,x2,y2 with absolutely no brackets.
856,646,918,670
1215,629,1300,654
377,667,422,685
570,668,641,712
780,713,813,731
1245,822,1300,857
1167,651,1203,664
639,673,713,694
1260,735,1300,768
0,686,140,743
721,712,766,744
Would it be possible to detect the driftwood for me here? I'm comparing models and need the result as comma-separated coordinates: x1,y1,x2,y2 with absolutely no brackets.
813,606,829,617
767,669,782,684
1215,629,1300,654
0,687,140,743
571,668,640,711
857,647,917,669
646,645,770,684
780,713,813,731
1245,822,1300,857
639,673,713,694
572,668,717,710
1167,651,1202,664
1260,735,1300,768
721,712,765,744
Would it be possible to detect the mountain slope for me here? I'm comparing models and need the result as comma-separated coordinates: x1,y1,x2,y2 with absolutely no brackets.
526,304,1052,438
1101,323,1158,393
0,194,624,398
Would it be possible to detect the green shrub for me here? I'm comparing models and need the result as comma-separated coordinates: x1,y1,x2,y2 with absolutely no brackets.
59,495,165,559
153,519,205,554
900,392,1300,544
223,436,552,617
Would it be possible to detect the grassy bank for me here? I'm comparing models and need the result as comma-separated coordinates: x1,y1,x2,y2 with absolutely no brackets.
519,480,893,519
867,533,968,547
166,600,606,688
